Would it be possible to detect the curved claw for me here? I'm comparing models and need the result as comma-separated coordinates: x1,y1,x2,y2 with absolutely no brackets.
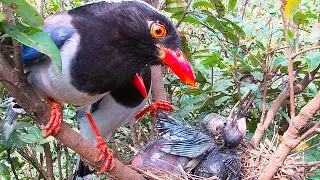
96,142,115,174
44,98,62,137
135,100,174,120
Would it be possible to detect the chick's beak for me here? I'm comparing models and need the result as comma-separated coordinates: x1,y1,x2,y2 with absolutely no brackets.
157,45,196,87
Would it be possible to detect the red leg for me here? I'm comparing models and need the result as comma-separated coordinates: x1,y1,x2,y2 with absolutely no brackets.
135,100,174,120
85,113,115,173
44,98,62,137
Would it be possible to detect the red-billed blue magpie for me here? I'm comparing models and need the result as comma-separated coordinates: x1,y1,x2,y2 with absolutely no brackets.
21,0,195,173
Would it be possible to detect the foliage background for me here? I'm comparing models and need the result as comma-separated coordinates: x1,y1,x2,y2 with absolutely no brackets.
0,0,319,179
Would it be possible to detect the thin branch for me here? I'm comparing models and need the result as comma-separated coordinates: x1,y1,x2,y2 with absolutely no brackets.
62,145,72,179
54,142,63,180
291,46,320,59
250,63,320,147
280,0,295,118
15,148,48,180
233,51,242,116
43,143,54,180
298,121,320,142
259,91,320,179
175,0,192,28
7,149,19,180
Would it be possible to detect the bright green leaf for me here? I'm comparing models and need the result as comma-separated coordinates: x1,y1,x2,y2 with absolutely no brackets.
215,96,229,106
192,1,214,9
210,0,225,17
228,0,237,11
305,51,320,71
293,11,307,26
226,20,246,39
1,0,43,28
0,11,7,23
1,22,62,72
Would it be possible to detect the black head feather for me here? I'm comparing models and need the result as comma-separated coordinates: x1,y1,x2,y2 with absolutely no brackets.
68,1,181,94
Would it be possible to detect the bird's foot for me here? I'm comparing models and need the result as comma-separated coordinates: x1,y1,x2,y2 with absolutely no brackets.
96,136,115,174
135,100,174,119
44,98,62,137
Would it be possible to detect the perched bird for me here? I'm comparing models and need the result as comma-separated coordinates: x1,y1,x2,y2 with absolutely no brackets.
132,112,246,179
21,0,195,173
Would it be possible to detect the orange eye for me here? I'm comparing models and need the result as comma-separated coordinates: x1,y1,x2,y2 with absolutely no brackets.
150,23,166,38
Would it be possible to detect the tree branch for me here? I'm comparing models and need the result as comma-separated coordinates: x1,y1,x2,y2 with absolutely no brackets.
43,143,54,180
291,46,320,59
280,0,295,118
258,91,320,179
7,149,19,180
250,64,320,147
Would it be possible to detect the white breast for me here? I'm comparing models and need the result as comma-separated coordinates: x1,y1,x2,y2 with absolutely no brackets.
27,33,106,106
78,93,148,144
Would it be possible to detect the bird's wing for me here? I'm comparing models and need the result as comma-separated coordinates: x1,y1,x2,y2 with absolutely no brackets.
222,155,241,179
21,26,75,65
156,112,214,158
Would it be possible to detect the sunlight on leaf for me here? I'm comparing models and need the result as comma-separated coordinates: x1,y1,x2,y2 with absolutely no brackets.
284,0,300,20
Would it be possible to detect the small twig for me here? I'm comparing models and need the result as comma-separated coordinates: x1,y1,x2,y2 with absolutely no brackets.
175,0,192,28
229,90,251,118
7,149,19,180
43,143,54,180
62,145,72,179
280,0,295,118
291,46,320,59
54,142,63,180
110,135,121,160
211,66,215,111
298,121,320,142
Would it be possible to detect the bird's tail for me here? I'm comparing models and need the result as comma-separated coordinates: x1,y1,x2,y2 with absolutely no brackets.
72,156,95,180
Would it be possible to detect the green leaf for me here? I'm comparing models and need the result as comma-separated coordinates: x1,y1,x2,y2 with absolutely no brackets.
210,0,225,17
226,20,246,39
164,2,187,13
228,0,237,11
213,80,233,91
279,110,290,123
39,136,54,145
293,12,307,26
271,56,287,69
0,11,7,23
192,1,214,9
1,0,43,28
32,145,44,153
305,52,320,71
201,52,223,68
18,133,38,143
1,22,62,72
215,96,229,106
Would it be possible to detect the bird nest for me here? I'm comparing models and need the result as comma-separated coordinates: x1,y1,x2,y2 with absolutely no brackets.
130,138,319,180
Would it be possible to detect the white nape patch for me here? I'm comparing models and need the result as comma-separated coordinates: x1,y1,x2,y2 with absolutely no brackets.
28,33,106,106
84,0,158,12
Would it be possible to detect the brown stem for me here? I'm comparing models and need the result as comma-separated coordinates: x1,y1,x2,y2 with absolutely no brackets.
62,145,72,179
7,149,19,180
175,0,192,28
150,65,166,139
250,64,320,147
43,143,54,180
54,142,63,180
258,91,320,179
16,148,48,180
291,46,320,59
211,66,215,111
280,0,295,118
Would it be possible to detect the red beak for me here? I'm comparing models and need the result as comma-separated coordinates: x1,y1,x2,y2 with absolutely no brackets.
157,45,196,87
131,73,148,99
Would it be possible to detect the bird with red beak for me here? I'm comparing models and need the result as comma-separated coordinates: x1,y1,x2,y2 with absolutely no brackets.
21,0,195,175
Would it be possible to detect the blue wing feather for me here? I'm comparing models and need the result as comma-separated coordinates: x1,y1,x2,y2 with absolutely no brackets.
156,112,215,158
21,27,75,65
